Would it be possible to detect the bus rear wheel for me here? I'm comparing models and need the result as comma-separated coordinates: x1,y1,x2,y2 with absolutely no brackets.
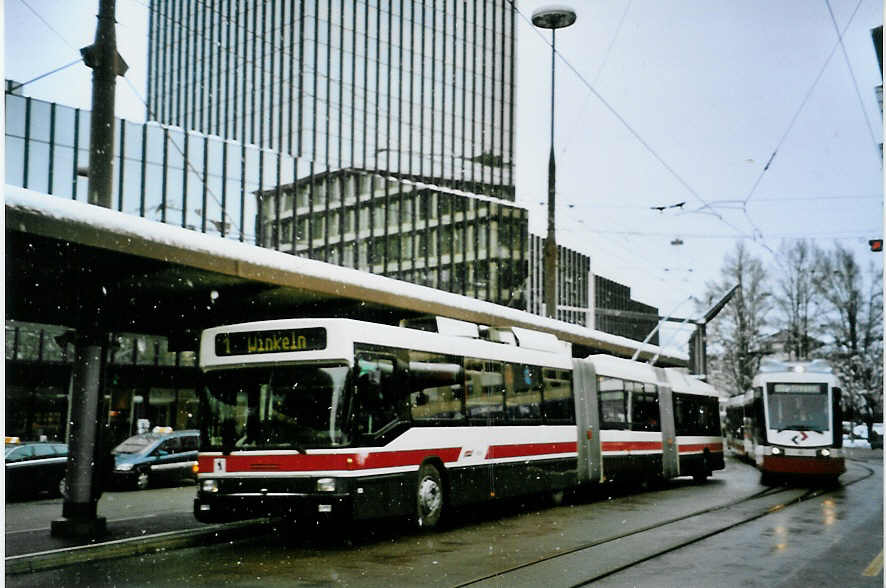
415,464,444,530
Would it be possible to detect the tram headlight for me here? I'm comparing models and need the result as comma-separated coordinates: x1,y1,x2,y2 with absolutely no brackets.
202,479,219,493
316,477,336,492
820,448,831,457
771,447,782,455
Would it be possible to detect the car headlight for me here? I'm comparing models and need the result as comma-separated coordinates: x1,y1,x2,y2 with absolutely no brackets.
771,446,781,455
115,463,134,471
316,478,336,492
820,448,831,457
201,479,218,493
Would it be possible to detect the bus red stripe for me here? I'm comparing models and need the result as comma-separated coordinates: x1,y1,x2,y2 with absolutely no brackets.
485,442,577,459
678,443,724,453
199,447,462,473
601,441,662,452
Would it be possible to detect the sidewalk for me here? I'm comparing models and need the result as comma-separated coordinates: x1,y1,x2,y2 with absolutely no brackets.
5,486,269,575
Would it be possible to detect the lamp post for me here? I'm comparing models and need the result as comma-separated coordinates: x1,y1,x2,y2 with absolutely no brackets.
532,5,576,319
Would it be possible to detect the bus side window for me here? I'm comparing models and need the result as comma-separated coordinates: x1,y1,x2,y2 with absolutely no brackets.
541,369,574,424
673,393,691,435
465,359,505,424
505,363,542,423
354,356,401,436
674,393,720,436
598,377,627,430
408,351,465,423
630,385,660,432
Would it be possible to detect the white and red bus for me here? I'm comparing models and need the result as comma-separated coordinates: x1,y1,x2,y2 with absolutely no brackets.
193,317,724,529
724,359,844,484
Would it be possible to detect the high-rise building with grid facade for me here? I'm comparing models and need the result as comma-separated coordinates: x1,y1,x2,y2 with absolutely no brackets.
147,0,527,307
147,0,516,200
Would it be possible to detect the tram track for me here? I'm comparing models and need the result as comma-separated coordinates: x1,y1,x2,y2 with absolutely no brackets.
456,460,876,587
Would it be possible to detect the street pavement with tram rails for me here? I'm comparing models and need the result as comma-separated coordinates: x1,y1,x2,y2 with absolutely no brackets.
5,450,882,586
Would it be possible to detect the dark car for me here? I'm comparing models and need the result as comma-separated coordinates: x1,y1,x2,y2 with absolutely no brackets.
5,440,68,499
112,429,199,490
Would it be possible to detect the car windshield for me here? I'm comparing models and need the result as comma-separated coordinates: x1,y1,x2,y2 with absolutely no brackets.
4,445,21,458
113,435,159,455
201,364,351,451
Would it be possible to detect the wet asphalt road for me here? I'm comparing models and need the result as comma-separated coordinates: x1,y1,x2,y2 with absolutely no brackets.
5,454,882,587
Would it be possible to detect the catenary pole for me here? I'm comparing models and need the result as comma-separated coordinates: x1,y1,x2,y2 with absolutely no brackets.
51,0,127,538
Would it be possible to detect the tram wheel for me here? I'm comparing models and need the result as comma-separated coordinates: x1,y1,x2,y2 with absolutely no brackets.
415,463,444,530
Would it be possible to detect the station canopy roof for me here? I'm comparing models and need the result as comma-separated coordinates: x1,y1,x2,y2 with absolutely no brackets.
6,186,687,366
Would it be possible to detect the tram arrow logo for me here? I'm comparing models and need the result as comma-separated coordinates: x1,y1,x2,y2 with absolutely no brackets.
791,431,808,445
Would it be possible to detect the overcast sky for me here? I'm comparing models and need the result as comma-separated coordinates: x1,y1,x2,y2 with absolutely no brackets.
4,0,883,351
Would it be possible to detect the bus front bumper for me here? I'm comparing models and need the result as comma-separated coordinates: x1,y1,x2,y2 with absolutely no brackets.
193,491,352,524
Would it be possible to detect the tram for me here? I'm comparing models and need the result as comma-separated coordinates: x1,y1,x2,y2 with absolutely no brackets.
192,317,724,529
724,359,844,484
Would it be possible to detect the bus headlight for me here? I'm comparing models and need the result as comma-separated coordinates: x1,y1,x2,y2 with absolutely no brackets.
316,478,336,492
202,479,219,493
771,447,781,455
820,448,831,457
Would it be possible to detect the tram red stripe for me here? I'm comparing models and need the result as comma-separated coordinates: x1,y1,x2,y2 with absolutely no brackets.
601,441,663,452
199,447,462,473
485,442,577,459
678,443,724,453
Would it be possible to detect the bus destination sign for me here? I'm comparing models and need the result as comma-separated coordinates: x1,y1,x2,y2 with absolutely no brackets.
215,327,327,356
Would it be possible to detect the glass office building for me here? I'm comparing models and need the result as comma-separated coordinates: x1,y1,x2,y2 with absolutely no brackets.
147,0,515,200
146,0,525,306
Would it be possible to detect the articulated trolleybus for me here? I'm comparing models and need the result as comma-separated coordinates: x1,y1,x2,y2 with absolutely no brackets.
724,359,844,484
193,317,724,529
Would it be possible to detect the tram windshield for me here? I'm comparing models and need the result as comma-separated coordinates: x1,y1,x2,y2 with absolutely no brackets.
201,364,351,451
766,382,829,432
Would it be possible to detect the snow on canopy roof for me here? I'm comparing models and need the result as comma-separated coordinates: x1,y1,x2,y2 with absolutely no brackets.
5,185,687,365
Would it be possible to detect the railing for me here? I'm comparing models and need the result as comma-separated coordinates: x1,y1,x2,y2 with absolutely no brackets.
5,93,296,244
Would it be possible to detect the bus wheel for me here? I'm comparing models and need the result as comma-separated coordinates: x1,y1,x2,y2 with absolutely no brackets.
693,453,711,483
416,464,444,530
692,469,709,483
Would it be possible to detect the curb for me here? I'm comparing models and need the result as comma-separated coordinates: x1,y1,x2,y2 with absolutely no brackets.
5,518,270,575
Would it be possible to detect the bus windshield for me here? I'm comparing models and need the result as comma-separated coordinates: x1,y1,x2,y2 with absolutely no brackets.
201,364,351,451
766,383,829,432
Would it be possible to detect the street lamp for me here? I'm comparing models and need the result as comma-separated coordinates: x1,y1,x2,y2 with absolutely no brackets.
532,5,576,319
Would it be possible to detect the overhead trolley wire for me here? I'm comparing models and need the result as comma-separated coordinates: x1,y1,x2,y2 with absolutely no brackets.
741,0,865,207
5,59,83,94
559,0,633,159
17,0,80,53
824,0,881,158
507,0,748,242
8,0,85,93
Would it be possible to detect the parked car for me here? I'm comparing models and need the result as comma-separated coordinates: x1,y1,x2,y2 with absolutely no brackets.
5,440,68,499
111,429,199,490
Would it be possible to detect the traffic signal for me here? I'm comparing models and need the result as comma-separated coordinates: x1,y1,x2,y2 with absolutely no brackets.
869,239,883,252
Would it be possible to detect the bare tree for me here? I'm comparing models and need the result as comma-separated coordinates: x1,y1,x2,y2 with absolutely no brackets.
703,242,771,395
814,243,883,429
773,239,821,360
